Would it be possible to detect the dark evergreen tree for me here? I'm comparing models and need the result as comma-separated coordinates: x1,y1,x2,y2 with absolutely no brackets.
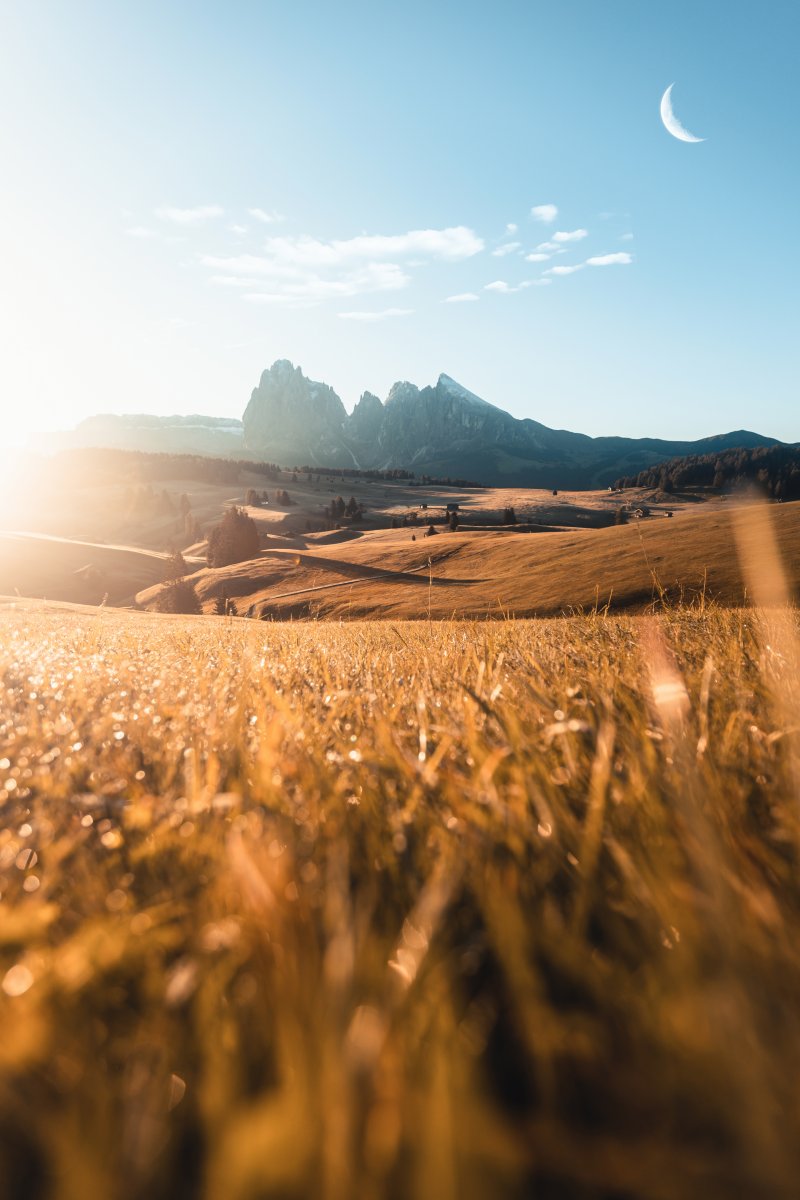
155,580,202,615
207,506,261,567
163,549,189,581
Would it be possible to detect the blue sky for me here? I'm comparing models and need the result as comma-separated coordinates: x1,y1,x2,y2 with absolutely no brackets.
1,0,797,444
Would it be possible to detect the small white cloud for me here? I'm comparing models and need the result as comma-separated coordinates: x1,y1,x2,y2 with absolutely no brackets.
536,241,559,252
525,252,550,263
506,222,518,234
531,204,558,224
492,241,522,257
485,279,534,294
532,278,552,286
585,252,632,266
125,226,155,239
229,224,248,235
156,205,224,224
203,224,482,307
444,292,479,303
248,207,286,224
261,226,483,266
545,264,584,276
338,308,414,322
553,229,588,243
620,232,634,241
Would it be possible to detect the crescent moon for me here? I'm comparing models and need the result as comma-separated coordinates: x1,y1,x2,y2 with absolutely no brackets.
660,83,705,143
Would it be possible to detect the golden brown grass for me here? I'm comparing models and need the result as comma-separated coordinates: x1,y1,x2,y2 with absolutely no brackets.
134,498,800,619
2,587,800,1199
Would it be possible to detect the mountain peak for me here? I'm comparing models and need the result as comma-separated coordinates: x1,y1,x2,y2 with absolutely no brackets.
237,360,782,487
436,373,495,409
385,381,421,407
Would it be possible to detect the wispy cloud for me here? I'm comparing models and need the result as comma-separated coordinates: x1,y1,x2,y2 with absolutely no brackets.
248,207,286,224
338,308,413,322
531,204,558,224
552,229,588,243
620,232,634,241
484,280,534,294
492,241,521,257
156,205,224,224
234,262,411,306
506,222,518,234
203,225,483,307
525,252,550,263
254,227,484,267
535,241,560,252
125,226,156,239
229,224,248,235
545,264,584,276
444,292,479,303
585,252,632,266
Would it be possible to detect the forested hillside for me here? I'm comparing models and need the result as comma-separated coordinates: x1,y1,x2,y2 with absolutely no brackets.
616,444,800,499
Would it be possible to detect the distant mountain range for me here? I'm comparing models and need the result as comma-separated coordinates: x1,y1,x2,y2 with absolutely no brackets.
42,360,785,488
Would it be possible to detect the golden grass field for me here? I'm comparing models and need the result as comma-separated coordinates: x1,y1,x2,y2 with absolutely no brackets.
138,500,800,619
2,452,798,620
2,501,800,1200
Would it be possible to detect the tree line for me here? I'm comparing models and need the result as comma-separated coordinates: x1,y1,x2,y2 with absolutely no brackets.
615,444,800,500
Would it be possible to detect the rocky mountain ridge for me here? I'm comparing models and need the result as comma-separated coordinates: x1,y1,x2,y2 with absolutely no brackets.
41,359,784,489
241,360,782,488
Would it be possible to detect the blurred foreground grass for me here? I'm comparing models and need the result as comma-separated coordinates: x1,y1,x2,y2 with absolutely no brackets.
1,603,800,1200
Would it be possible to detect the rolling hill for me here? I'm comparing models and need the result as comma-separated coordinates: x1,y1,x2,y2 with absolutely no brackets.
136,500,800,620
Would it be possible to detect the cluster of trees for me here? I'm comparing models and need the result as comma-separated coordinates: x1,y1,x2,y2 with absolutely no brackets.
242,487,293,507
123,486,202,544
615,445,800,500
326,495,363,521
502,506,517,524
155,549,201,614
155,549,246,617
124,484,180,518
296,465,415,482
293,465,482,487
390,509,459,530
207,506,261,567
419,474,482,488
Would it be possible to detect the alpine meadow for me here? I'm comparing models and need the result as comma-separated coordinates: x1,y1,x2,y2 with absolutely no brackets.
1,2,799,1199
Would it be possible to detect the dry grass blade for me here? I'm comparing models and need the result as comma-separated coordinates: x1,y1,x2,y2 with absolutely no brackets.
1,603,800,1198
